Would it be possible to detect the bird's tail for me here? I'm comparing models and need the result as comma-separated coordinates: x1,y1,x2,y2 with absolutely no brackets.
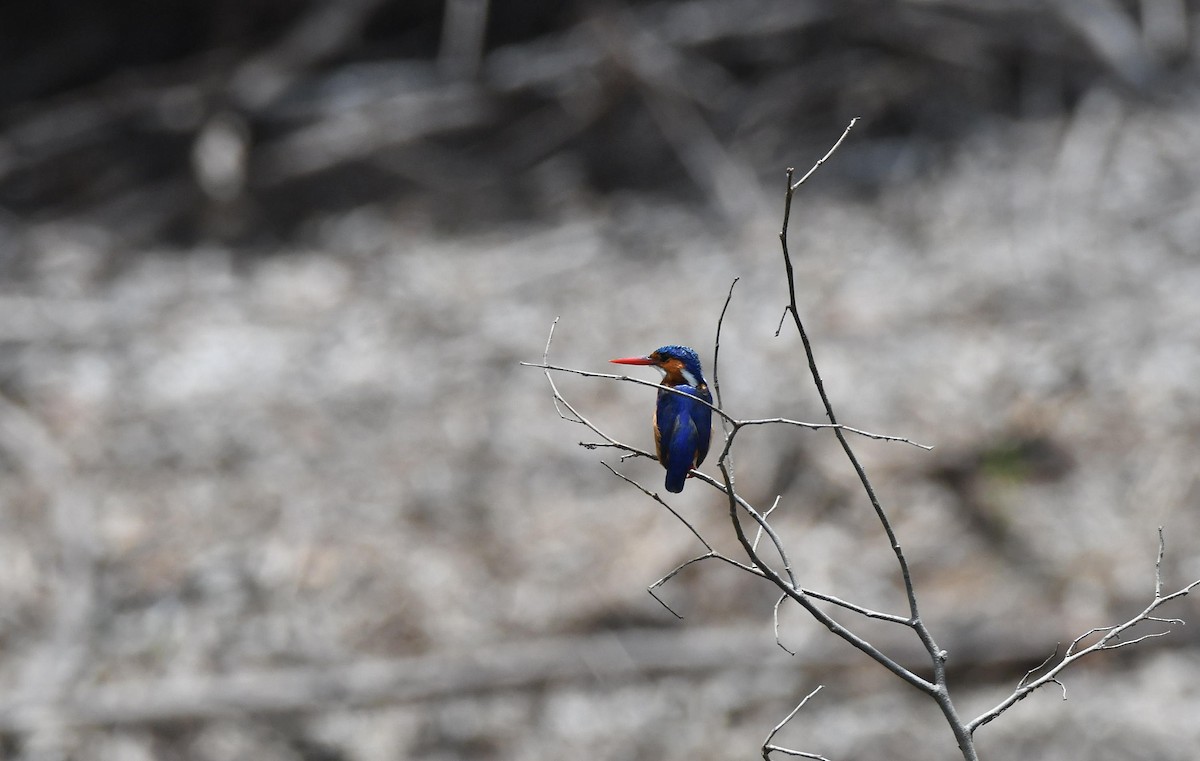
663,420,698,493
664,467,688,493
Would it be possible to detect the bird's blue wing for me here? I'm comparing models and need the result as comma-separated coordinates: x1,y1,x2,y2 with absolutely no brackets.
691,385,713,467
656,386,712,493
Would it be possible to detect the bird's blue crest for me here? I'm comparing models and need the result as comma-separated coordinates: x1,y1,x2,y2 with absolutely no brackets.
652,345,705,382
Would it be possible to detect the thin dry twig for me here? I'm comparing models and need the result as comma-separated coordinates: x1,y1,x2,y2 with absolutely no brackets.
761,685,830,761
772,594,795,655
735,417,932,449
796,588,909,626
1017,644,1060,689
521,361,929,448
530,320,658,465
601,461,765,618
789,117,858,190
602,462,712,550
752,495,782,553
712,277,739,414
967,528,1200,735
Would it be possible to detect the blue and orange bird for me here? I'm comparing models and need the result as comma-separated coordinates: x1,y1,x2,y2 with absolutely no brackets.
610,345,713,493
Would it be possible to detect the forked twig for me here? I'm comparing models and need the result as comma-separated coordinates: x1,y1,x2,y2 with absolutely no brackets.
762,685,830,761
601,461,764,618
967,528,1200,735
752,496,783,553
1017,644,1060,689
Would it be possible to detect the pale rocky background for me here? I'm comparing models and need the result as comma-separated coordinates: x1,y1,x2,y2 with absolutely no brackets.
0,1,1199,760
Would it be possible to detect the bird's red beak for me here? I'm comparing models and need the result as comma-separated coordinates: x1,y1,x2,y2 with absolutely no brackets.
610,355,656,365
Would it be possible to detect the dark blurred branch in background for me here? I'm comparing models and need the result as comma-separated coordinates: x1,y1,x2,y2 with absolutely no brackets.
1,0,1195,252
0,615,1181,734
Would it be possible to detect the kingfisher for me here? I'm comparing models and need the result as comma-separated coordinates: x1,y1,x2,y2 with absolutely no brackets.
610,345,713,493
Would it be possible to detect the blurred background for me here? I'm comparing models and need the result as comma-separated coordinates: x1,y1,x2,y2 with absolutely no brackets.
1,1,1199,759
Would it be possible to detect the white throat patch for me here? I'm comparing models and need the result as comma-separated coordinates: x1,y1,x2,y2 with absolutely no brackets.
654,362,699,387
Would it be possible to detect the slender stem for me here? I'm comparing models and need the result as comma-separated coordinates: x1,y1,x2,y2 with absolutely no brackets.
777,124,977,760
712,277,739,413
716,460,934,694
779,162,922,622
761,685,829,761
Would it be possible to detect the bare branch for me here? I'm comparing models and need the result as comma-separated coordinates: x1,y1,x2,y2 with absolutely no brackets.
752,495,782,553
1098,629,1176,650
1154,525,1166,597
775,306,789,337
797,588,910,626
521,360,736,424
602,462,712,551
773,594,796,656
789,117,858,191
778,154,926,624
716,461,934,695
1051,678,1067,700
646,553,715,620
602,461,765,621
1065,625,1115,657
762,685,830,761
735,417,932,450
968,532,1200,735
530,321,658,467
704,473,795,585
764,748,833,761
524,359,928,449
712,276,739,413
648,551,766,600
541,318,585,425
647,586,685,619
1017,644,1060,689
777,123,977,760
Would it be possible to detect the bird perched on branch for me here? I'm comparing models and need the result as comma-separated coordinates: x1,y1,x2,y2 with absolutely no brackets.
610,345,712,493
